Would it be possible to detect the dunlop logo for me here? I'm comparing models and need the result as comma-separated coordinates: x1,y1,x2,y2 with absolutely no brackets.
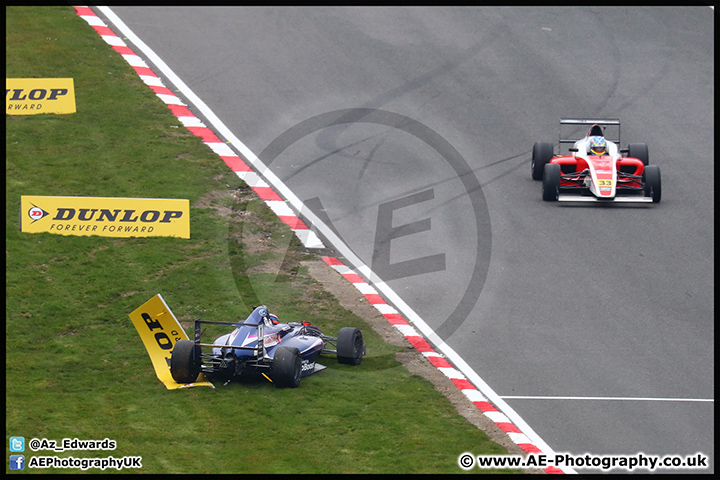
6,78,76,115
128,294,213,389
20,196,190,239
7,87,69,100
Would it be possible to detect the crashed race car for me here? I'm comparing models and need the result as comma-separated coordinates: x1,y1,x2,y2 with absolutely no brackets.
170,305,366,388
531,118,661,203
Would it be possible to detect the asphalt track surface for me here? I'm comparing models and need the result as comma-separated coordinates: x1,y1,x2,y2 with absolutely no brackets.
100,7,713,473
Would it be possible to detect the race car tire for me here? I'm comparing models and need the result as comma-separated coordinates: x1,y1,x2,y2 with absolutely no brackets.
628,143,649,165
170,339,201,384
337,327,364,366
542,163,561,202
643,165,661,203
532,142,554,180
273,346,302,388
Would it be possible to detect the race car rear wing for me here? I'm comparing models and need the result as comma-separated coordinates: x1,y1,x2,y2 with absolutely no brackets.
193,318,269,356
559,118,620,154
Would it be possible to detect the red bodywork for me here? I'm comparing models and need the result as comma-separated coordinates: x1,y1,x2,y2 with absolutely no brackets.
551,155,646,196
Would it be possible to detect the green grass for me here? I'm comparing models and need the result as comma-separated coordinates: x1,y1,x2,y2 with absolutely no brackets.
6,6,518,473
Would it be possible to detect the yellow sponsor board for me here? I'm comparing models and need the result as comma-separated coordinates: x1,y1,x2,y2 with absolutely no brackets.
6,78,76,115
20,196,190,238
128,294,214,389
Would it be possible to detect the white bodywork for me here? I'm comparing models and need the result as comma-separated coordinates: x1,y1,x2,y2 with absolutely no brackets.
570,136,621,199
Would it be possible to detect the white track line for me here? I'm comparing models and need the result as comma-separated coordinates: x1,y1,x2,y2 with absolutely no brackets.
502,396,714,402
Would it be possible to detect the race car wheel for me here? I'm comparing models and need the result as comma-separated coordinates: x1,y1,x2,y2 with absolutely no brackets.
272,346,302,388
170,339,201,384
337,327,364,366
628,143,649,165
643,165,661,203
542,163,561,202
532,142,554,180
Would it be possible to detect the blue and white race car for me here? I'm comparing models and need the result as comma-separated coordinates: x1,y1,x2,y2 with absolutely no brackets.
170,305,366,388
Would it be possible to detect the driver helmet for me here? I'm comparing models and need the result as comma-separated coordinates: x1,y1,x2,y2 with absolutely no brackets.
268,313,279,325
589,136,607,155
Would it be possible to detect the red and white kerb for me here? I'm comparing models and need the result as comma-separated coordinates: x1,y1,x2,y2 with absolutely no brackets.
73,6,323,250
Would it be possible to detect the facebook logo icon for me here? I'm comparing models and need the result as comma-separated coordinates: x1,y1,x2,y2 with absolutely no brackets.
10,455,25,470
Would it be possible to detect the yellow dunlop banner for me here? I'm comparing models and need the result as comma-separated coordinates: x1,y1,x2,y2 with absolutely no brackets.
6,78,76,115
20,196,190,238
128,294,214,389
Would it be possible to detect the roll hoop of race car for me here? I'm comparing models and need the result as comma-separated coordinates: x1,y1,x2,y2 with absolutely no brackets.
170,306,366,388
531,118,661,203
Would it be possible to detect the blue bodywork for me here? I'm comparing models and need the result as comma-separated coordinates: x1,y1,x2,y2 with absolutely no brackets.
170,304,365,387
202,305,326,379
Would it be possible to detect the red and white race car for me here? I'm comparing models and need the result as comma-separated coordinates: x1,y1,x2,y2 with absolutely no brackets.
531,118,661,203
